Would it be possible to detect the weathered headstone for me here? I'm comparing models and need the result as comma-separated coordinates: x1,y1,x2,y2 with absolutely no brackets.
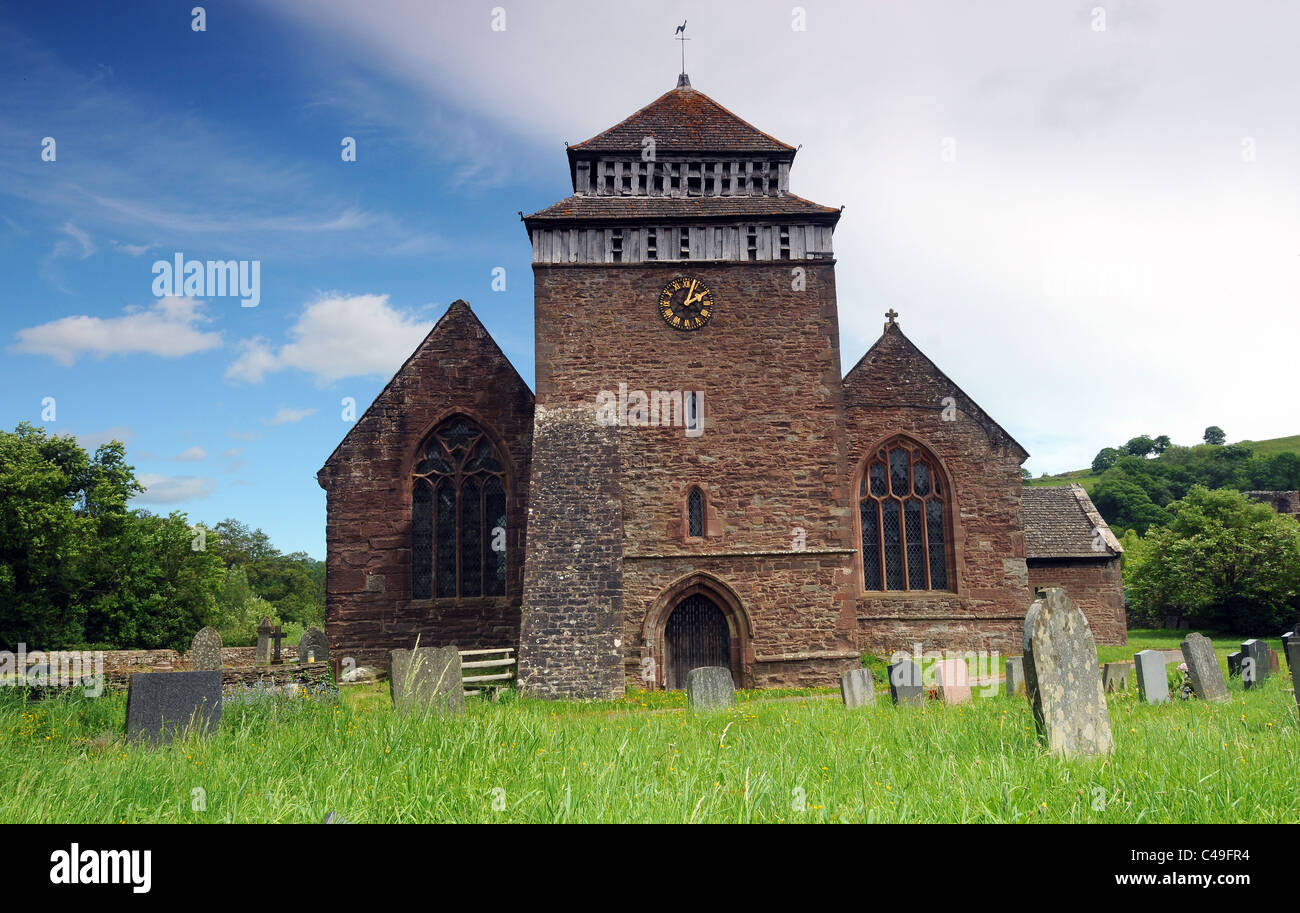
1180,633,1229,702
1289,642,1300,708
1023,587,1113,757
686,666,735,710
1227,651,1242,678
256,616,274,665
887,659,925,706
299,627,329,665
1282,633,1296,668
1101,662,1131,693
1268,648,1281,675
839,668,875,709
1133,650,1169,705
389,646,465,714
125,671,222,746
190,627,223,671
1241,639,1269,690
1004,656,1026,697
935,658,971,704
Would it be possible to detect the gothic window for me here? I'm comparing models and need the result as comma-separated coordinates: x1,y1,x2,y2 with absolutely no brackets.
857,438,951,591
412,416,508,600
687,487,705,538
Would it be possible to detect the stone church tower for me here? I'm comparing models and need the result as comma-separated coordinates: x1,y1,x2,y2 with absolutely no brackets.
318,74,1126,699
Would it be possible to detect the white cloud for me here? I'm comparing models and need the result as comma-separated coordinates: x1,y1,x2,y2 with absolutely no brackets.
12,296,221,366
72,426,134,450
132,473,215,505
174,446,207,462
226,293,434,385
264,407,317,426
111,240,156,256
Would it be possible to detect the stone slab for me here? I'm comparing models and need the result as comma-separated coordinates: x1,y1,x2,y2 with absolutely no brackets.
887,659,925,706
1180,633,1229,702
1227,651,1242,678
1004,656,1026,697
839,668,875,709
1133,650,1169,705
1101,662,1132,693
298,627,329,666
1023,587,1113,757
389,646,465,714
125,670,222,746
189,627,222,671
1241,639,1269,690
687,666,735,711
935,658,971,704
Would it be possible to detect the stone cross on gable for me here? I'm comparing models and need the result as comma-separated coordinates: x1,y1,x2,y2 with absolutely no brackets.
885,308,899,328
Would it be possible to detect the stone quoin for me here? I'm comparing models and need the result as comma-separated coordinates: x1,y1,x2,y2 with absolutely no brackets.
317,74,1128,699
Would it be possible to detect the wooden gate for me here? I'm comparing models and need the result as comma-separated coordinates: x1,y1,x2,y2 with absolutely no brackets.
665,593,731,690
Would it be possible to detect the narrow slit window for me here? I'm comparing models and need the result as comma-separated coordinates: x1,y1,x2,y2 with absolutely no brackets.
687,487,705,538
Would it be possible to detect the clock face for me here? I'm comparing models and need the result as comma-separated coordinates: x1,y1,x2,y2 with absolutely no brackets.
658,277,715,331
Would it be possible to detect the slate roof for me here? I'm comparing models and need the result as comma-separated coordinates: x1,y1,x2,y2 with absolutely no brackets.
1022,484,1123,560
570,84,795,154
524,193,840,226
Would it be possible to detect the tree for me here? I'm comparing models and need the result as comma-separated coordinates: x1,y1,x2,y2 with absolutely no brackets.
1091,447,1120,473
1090,478,1172,535
1203,426,1226,445
1152,435,1172,455
1124,435,1156,458
1127,487,1300,632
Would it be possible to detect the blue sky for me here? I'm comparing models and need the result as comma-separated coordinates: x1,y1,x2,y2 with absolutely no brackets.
3,1,1298,559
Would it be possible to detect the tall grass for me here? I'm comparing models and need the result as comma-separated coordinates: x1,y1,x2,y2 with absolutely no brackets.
1,669,1297,823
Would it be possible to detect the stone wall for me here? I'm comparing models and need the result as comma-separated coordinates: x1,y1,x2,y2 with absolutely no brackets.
317,300,535,670
517,404,625,699
842,324,1033,658
1026,557,1128,645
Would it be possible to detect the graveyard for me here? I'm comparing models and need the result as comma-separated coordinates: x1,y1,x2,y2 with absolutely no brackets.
2,614,1298,824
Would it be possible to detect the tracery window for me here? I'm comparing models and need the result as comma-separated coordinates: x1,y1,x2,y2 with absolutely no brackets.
857,438,951,591
412,416,507,600
687,487,705,538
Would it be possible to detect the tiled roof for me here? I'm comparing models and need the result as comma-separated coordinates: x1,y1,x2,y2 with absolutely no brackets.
1022,484,1122,560
570,85,795,154
524,193,840,224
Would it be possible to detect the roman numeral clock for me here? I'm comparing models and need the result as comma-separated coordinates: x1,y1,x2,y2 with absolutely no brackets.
658,276,715,330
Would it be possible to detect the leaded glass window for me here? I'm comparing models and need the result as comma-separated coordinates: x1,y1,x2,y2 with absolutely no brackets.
687,487,704,538
857,438,951,591
412,416,508,599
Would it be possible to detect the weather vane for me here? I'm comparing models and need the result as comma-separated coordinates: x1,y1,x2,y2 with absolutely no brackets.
675,20,689,77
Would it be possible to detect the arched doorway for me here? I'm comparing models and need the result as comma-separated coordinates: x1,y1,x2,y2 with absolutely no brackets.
664,593,732,690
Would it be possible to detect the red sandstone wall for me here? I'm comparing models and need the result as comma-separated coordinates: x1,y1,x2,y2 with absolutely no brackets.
1027,557,1128,645
841,326,1033,658
532,261,859,691
317,301,535,669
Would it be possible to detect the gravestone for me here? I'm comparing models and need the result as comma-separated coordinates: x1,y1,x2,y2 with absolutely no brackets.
1289,642,1300,708
1133,650,1169,705
1282,633,1295,668
887,659,925,706
1268,648,1281,675
1004,656,1026,697
299,627,329,665
1023,587,1114,757
1241,639,1269,690
389,646,465,714
1179,633,1229,702
1101,662,1131,693
1227,652,1242,678
935,658,971,704
190,627,222,671
686,666,735,710
839,668,875,709
256,617,274,665
125,670,222,746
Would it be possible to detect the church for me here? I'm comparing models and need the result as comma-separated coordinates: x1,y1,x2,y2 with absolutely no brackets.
317,74,1126,699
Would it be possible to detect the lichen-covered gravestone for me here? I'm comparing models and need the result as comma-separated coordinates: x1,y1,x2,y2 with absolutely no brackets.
1179,633,1229,702
126,670,222,746
687,666,735,711
389,646,465,714
1023,587,1113,757
1101,662,1131,693
887,659,924,706
190,627,222,671
1004,656,1026,696
298,627,329,665
935,658,971,704
839,668,875,709
1133,650,1169,705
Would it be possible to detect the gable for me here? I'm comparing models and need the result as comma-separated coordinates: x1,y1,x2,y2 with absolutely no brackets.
1022,484,1123,559
317,299,534,487
843,324,1028,461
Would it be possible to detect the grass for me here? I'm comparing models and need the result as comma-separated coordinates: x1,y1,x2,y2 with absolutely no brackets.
1,632,1297,823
